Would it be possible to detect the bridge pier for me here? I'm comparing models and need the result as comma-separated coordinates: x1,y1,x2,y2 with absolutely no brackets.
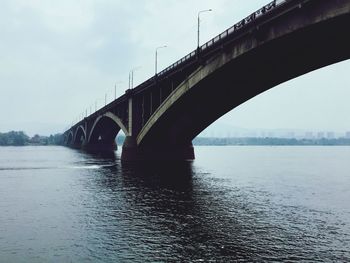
71,143,82,149
68,141,117,152
82,142,117,152
121,136,195,161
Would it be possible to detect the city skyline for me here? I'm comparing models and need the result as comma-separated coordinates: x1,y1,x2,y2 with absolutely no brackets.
199,125,350,139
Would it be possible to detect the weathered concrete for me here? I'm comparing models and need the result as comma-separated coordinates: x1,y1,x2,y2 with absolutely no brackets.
64,0,350,161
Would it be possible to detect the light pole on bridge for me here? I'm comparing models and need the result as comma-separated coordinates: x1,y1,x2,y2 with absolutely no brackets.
197,9,212,49
129,66,141,89
114,81,123,100
155,45,167,76
95,97,104,111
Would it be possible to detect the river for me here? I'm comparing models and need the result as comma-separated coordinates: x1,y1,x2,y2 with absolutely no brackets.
0,146,349,262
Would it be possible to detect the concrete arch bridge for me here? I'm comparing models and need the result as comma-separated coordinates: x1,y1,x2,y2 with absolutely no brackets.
64,0,350,161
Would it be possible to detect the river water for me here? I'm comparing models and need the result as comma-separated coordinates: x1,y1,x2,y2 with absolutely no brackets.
0,146,349,262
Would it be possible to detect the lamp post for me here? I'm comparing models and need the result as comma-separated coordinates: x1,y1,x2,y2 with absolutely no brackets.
95,97,104,111
197,9,212,49
155,45,167,75
114,81,123,100
129,67,141,89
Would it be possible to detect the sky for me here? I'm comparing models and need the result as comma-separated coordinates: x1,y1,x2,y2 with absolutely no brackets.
0,0,349,136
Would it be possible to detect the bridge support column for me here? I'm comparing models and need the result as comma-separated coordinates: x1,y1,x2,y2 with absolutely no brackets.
121,136,195,161
82,142,117,152
71,143,81,149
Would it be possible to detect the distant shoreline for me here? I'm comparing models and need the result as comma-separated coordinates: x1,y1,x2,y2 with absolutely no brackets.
2,131,350,146
1,136,350,147
192,137,350,146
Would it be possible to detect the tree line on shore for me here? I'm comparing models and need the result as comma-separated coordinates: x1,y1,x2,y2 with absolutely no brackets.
0,131,63,146
2,131,350,146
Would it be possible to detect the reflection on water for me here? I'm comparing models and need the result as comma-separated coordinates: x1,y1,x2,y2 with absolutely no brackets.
0,146,349,262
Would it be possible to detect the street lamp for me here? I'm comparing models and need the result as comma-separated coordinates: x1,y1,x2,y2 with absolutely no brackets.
95,97,104,111
155,45,167,75
114,81,123,100
129,66,141,89
197,9,212,49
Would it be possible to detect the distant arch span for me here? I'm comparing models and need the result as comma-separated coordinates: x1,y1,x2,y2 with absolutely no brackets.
73,125,86,145
67,131,74,145
88,112,129,143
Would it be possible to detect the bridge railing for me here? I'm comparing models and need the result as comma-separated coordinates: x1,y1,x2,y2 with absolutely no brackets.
156,0,289,78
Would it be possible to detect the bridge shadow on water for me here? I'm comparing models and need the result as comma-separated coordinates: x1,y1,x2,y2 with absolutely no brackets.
79,149,195,191
76,150,324,262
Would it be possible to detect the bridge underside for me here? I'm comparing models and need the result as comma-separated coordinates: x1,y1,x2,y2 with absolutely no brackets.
137,2,350,151
121,136,195,161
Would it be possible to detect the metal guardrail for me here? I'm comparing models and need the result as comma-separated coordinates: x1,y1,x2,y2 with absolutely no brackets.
156,0,289,77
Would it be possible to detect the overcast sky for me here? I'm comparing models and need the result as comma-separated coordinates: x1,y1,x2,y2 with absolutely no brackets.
1,0,349,136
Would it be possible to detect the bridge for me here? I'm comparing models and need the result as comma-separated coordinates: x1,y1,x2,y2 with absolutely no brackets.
63,0,350,161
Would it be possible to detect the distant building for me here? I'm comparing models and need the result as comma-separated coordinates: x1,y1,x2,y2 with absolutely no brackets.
30,134,41,144
287,132,295,139
327,132,335,139
317,132,325,139
346,132,350,139
305,132,313,139
267,132,274,138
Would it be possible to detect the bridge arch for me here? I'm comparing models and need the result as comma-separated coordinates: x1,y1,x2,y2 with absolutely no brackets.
88,112,129,146
137,2,350,147
73,125,87,146
66,131,74,145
